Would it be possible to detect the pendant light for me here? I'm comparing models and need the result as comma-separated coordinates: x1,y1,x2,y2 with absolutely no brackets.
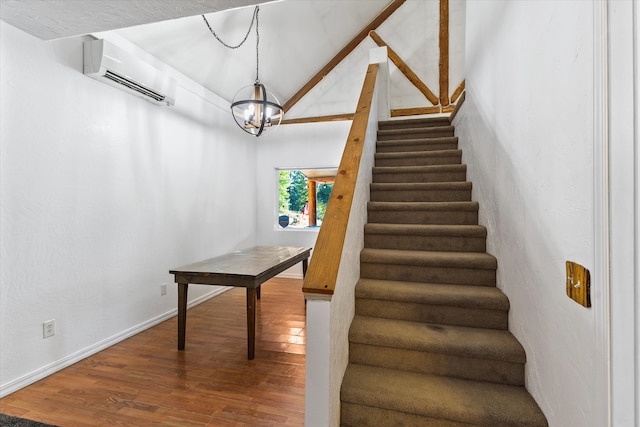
203,6,283,137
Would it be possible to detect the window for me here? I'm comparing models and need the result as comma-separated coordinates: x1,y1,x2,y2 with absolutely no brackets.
277,168,336,229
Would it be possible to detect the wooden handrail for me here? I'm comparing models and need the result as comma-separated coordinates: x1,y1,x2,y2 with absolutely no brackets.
302,63,379,296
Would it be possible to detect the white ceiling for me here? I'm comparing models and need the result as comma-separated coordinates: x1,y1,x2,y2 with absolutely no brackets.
0,1,457,118
115,0,390,111
0,0,275,40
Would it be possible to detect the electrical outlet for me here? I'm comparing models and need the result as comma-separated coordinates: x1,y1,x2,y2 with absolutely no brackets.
161,283,167,296
43,320,55,338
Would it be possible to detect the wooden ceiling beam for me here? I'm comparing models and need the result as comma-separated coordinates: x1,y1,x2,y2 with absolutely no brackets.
391,106,442,117
280,113,354,125
451,80,465,103
282,0,406,113
369,30,439,106
439,0,450,107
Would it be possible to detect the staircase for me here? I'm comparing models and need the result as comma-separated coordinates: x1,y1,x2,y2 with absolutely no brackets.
340,117,548,426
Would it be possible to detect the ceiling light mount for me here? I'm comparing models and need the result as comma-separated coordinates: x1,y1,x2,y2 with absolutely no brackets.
203,6,283,137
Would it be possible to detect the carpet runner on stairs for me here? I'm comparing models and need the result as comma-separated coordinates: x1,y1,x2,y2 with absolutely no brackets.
340,116,548,426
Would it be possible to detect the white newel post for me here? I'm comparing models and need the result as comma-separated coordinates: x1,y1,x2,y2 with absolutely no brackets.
370,46,390,121
304,296,332,427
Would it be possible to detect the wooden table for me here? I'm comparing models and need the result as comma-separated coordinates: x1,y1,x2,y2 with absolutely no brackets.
169,246,311,359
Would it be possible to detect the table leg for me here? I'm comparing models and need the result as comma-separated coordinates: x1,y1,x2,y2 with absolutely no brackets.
178,282,188,350
302,257,309,277
246,287,257,360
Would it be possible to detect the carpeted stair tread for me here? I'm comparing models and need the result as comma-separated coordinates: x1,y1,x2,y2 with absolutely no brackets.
341,403,477,427
376,149,462,160
373,164,466,175
349,316,525,363
370,182,472,193
361,247,495,286
355,279,509,329
361,248,497,270
364,223,485,237
341,116,548,426
366,201,479,225
341,364,548,427
369,182,473,203
372,164,467,184
368,201,478,211
379,117,451,129
376,148,462,158
377,126,455,141
376,136,458,151
356,278,508,310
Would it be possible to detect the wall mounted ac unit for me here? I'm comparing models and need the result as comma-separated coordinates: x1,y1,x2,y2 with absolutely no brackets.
84,38,176,106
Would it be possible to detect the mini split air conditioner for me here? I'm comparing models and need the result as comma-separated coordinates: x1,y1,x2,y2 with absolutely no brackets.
84,38,176,106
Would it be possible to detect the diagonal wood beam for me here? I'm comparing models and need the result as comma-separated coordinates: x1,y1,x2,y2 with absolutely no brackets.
282,0,406,113
369,30,439,106
451,79,465,103
439,0,450,107
280,113,354,125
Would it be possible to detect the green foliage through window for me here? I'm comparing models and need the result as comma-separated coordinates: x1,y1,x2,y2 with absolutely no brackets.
277,169,334,229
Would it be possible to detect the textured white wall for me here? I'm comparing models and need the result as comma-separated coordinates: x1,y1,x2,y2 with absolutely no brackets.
459,1,597,425
0,22,257,395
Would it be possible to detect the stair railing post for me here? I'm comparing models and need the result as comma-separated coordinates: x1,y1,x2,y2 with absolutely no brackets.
370,46,390,121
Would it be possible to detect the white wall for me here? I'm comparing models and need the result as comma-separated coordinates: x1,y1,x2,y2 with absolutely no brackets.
459,2,597,425
255,121,351,258
0,22,258,396
608,1,639,424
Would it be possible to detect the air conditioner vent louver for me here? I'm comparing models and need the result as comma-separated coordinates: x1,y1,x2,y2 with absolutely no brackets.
104,70,166,102
84,39,176,106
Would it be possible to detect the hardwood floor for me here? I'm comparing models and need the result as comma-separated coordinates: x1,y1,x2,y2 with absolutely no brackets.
0,278,306,426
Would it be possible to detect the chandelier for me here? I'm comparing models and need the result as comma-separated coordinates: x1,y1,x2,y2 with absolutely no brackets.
203,6,283,137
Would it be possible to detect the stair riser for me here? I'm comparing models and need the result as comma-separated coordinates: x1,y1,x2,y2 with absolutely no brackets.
377,142,458,153
373,171,467,183
370,188,471,202
360,263,496,286
355,298,507,329
375,155,461,167
368,210,478,225
378,129,454,141
349,343,524,386
379,119,451,131
341,403,471,427
364,233,485,252
364,232,486,252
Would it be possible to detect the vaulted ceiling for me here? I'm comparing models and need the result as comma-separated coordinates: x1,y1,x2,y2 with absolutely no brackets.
0,0,464,120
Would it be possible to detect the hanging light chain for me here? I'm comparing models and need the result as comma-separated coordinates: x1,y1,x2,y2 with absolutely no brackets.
255,6,260,83
201,6,258,50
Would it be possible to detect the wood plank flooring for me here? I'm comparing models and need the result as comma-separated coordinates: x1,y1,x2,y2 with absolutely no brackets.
0,278,306,426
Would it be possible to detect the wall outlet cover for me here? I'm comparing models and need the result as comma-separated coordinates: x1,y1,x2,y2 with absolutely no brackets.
566,261,591,308
43,319,55,338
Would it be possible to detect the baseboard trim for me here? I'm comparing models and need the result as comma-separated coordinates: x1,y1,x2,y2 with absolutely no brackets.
277,271,304,279
0,287,229,398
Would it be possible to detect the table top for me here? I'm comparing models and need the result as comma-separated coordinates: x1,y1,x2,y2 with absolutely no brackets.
170,246,311,286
